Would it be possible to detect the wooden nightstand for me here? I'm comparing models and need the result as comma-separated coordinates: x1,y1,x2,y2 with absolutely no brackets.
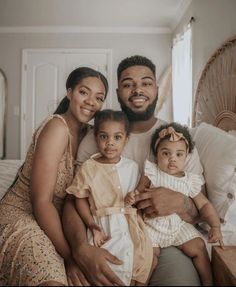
212,246,236,286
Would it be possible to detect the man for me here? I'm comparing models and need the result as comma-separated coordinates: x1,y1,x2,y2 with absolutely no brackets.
63,55,202,285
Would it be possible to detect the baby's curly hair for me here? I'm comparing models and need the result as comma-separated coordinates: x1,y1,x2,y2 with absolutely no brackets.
151,122,194,156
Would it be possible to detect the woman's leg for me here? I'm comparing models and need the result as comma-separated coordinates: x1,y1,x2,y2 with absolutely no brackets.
149,246,200,286
178,238,212,286
39,281,64,286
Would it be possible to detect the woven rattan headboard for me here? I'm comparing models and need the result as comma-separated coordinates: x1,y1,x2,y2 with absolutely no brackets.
193,35,236,131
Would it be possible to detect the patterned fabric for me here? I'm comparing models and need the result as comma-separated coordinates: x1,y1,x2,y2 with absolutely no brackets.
67,154,153,285
144,160,204,248
0,115,75,286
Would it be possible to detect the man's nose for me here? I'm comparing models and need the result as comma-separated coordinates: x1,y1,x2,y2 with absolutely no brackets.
131,84,143,94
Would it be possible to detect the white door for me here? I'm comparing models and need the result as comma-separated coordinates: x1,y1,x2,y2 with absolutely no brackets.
21,49,112,159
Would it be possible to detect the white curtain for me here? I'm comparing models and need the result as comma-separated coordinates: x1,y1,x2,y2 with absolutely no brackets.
172,24,192,126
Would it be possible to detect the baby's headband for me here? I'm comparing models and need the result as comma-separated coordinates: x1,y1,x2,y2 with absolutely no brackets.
154,126,189,153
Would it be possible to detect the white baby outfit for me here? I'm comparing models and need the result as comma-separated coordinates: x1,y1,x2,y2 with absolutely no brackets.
144,160,204,248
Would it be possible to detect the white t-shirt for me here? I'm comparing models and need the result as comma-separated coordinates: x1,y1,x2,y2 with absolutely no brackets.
77,118,204,177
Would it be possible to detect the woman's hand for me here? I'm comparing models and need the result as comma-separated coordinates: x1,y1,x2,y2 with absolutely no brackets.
72,242,125,286
65,257,90,286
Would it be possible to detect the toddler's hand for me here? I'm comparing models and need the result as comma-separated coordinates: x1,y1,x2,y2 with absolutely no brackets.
208,226,224,249
124,189,139,207
90,223,111,247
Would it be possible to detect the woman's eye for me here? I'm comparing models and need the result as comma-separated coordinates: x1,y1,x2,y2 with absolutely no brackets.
79,89,87,95
96,97,104,103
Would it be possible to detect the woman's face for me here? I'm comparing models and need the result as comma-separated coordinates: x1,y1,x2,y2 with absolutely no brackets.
67,76,106,123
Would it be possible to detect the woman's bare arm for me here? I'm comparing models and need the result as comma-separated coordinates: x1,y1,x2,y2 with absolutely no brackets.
30,118,71,260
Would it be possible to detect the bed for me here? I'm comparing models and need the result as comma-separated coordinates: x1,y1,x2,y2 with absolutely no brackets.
191,35,236,250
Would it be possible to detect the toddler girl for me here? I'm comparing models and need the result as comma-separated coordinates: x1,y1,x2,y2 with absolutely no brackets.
66,109,153,286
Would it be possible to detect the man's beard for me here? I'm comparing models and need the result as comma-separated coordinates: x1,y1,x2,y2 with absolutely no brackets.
118,94,158,122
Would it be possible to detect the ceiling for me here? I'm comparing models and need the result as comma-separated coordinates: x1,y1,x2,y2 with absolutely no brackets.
0,0,192,32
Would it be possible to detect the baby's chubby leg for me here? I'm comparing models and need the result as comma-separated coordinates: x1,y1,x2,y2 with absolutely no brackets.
178,238,212,286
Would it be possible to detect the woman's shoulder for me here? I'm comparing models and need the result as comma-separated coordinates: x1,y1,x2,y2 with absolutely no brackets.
34,115,70,145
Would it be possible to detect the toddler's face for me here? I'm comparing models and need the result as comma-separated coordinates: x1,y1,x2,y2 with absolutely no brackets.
95,120,128,163
156,139,188,176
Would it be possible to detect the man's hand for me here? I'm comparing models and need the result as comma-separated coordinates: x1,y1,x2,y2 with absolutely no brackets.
72,242,125,286
135,186,183,218
65,257,90,286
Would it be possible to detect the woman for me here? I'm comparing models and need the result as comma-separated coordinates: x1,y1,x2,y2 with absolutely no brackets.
0,67,108,286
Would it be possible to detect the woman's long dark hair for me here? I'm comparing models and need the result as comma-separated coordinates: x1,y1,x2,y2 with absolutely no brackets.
54,67,108,114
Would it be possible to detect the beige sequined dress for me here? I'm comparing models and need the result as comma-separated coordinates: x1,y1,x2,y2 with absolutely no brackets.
0,115,75,286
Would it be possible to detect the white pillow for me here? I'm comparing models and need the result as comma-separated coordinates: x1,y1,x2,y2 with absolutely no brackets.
192,123,236,221
0,160,23,200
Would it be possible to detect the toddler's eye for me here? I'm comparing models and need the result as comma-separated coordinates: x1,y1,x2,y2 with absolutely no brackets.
114,135,122,140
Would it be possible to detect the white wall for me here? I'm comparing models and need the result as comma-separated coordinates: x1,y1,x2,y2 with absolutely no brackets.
174,0,236,100
0,3,171,159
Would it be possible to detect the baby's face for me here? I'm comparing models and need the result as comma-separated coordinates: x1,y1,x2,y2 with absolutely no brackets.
156,139,188,176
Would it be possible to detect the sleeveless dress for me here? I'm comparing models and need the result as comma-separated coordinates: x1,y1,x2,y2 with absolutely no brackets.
0,115,75,286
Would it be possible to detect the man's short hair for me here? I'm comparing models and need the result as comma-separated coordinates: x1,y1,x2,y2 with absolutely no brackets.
117,55,156,81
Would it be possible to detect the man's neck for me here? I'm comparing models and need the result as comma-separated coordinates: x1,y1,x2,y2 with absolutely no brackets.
130,116,157,133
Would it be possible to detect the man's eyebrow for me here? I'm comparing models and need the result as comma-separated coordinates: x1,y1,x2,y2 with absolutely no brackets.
120,76,155,83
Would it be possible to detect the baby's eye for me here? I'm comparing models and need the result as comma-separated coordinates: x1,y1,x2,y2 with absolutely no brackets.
163,151,168,156
177,152,184,157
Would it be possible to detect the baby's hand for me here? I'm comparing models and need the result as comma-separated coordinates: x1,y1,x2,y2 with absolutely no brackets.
124,189,139,207
208,226,224,249
90,223,110,247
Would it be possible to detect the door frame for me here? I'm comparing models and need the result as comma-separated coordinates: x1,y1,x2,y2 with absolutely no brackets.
21,48,112,159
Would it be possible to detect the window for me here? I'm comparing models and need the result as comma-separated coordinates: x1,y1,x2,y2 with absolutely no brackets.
172,23,192,126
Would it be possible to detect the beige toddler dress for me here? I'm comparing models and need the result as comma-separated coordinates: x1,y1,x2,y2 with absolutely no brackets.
0,115,75,286
67,153,153,285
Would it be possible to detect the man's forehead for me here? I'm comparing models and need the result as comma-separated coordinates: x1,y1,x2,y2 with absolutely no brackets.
119,65,156,81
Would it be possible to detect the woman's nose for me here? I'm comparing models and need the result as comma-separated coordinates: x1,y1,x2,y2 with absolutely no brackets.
85,95,95,106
